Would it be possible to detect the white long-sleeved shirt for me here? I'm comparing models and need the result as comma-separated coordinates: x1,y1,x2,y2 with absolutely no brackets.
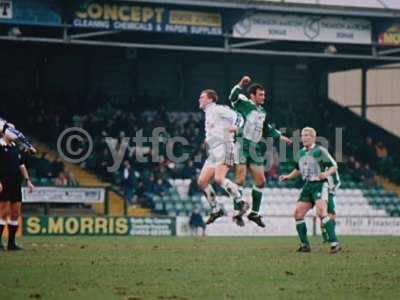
0,118,5,132
0,117,34,149
204,102,243,148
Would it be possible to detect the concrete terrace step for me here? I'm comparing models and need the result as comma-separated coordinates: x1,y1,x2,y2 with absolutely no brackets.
127,207,152,217
376,175,400,198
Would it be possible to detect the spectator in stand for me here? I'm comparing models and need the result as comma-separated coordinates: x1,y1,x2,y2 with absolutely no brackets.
64,167,78,186
267,162,279,182
156,155,176,177
266,149,280,182
96,148,112,181
180,159,197,179
192,144,207,170
188,175,201,196
139,173,167,209
54,171,68,187
121,160,137,205
375,141,388,160
51,156,64,178
365,137,376,164
347,156,357,172
350,161,364,182
36,153,52,179
152,178,172,197
189,208,206,236
363,164,376,187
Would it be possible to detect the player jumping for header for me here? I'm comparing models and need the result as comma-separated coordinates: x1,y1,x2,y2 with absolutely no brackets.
197,89,247,225
229,76,292,227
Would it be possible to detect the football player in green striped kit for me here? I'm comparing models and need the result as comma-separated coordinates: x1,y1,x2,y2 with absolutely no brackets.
229,76,292,227
280,127,341,254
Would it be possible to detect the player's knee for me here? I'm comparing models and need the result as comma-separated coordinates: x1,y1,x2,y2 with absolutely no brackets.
10,214,19,221
197,177,208,190
214,175,224,186
294,209,304,220
0,207,9,219
316,206,325,218
235,177,245,186
235,171,246,185
10,208,20,220
9,211,20,220
255,177,265,187
235,170,246,185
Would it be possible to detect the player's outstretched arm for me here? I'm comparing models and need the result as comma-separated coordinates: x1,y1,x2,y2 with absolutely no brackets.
280,135,292,145
279,169,301,182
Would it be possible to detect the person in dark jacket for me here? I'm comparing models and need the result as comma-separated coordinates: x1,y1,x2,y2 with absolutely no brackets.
189,208,206,236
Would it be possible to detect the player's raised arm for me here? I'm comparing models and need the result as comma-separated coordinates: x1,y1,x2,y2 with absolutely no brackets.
229,75,251,105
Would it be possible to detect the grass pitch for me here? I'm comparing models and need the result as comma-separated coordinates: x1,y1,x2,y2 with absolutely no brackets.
1,236,399,299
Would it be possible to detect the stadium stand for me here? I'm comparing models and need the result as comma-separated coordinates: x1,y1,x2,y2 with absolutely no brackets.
1,1,399,219
9,92,400,219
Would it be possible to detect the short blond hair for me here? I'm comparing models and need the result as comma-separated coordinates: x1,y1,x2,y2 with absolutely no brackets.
201,89,218,102
301,127,317,139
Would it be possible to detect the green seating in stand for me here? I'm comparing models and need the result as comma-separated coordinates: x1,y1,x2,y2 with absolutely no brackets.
164,202,175,212
154,202,164,212
175,202,184,211
162,195,171,203
171,194,181,203
39,178,52,186
168,210,177,217
191,195,201,204
184,202,193,211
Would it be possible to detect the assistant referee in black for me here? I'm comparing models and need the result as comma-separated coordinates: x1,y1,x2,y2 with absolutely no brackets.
0,130,34,251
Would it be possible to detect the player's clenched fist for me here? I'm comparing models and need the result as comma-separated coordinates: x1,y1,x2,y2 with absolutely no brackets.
239,75,251,88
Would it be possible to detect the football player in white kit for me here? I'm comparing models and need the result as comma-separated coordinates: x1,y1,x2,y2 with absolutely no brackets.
197,89,248,224
0,118,36,154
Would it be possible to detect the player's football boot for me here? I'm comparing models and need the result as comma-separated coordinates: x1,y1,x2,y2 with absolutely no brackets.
297,244,311,253
206,209,224,225
232,201,249,227
247,212,266,228
7,244,23,251
330,243,342,254
232,215,245,227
